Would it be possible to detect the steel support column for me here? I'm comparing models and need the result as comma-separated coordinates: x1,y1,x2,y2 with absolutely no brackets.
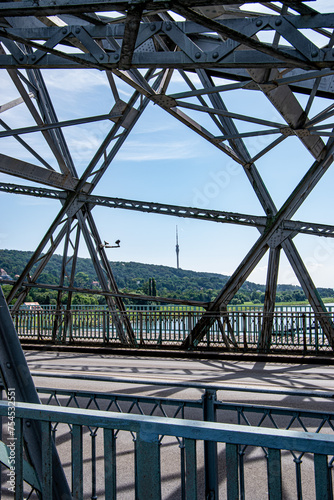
0,287,71,499
259,247,281,352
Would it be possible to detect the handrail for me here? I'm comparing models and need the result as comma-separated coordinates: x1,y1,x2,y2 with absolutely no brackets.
2,400,333,499
1,401,334,454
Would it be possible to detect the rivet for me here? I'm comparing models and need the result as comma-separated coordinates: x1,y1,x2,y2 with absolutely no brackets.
275,18,282,26
256,19,263,27
212,51,219,59
31,55,36,61
165,23,172,31
6,362,11,369
312,50,318,58
62,28,67,34
26,421,31,427
114,53,120,60
99,54,104,60
75,27,81,34
195,52,201,59
19,55,24,61
150,23,156,31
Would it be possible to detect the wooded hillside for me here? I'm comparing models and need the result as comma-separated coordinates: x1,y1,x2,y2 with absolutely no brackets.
1,249,333,305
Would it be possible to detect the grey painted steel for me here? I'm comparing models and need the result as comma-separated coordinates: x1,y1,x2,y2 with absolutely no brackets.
1,398,334,498
2,13,334,69
183,147,334,348
267,449,282,500
136,431,161,500
0,287,71,499
4,181,334,238
25,379,334,498
2,400,334,456
1,0,334,354
104,428,116,500
260,248,281,352
202,389,218,500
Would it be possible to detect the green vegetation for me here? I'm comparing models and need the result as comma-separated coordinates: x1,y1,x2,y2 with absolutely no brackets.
1,249,334,306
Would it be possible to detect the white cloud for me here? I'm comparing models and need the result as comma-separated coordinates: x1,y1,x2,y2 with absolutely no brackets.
42,68,109,91
116,139,205,161
134,121,177,134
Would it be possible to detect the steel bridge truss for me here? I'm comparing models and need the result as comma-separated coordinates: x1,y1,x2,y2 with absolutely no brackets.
1,0,334,351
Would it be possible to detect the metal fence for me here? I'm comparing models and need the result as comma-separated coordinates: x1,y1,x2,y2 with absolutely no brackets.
1,375,334,499
10,307,334,352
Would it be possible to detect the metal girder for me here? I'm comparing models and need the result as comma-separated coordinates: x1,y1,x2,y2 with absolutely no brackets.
3,181,334,239
0,153,89,191
24,63,77,175
182,147,334,349
1,58,71,174
1,278,210,307
248,68,325,160
170,68,334,348
8,198,79,308
0,117,53,169
119,3,144,69
0,112,121,139
173,4,313,68
76,210,136,344
5,66,164,345
0,1,313,18
1,13,334,71
1,0,334,356
0,287,71,499
259,247,281,352
0,95,28,113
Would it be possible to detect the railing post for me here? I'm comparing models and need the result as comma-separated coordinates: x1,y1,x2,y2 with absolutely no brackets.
242,313,247,351
72,424,83,499
158,311,162,346
90,429,97,500
202,389,218,500
226,443,239,500
302,314,307,352
185,438,197,500
314,454,331,500
104,428,116,500
267,448,282,500
139,312,144,345
135,429,161,500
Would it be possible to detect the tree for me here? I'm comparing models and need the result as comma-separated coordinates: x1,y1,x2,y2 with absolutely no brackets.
74,272,91,288
148,278,157,296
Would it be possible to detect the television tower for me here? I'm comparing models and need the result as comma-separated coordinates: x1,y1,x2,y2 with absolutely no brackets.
176,226,180,269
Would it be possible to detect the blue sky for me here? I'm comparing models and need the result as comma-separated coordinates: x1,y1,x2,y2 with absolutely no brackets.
1,0,334,289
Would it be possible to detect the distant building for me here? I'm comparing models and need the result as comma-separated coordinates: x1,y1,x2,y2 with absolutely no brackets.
0,268,12,281
21,302,42,311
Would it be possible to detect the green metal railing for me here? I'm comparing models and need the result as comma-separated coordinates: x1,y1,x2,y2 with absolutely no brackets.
10,307,334,352
1,399,334,499
31,372,334,500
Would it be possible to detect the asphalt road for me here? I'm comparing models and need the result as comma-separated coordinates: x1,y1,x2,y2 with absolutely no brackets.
12,352,334,499
25,349,334,397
